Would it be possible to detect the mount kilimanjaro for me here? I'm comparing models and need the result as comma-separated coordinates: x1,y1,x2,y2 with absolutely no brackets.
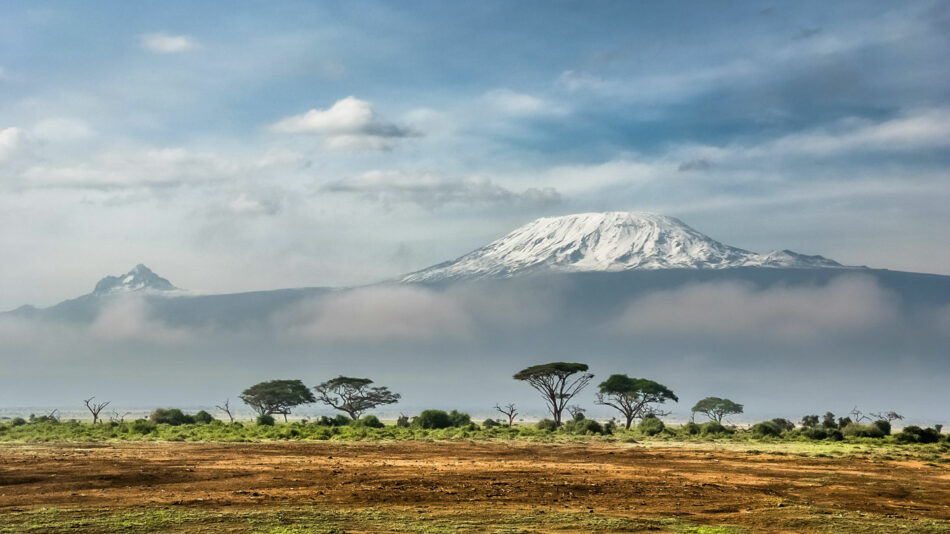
5,212,949,325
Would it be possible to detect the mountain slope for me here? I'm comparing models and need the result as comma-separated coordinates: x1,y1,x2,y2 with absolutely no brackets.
92,264,177,295
402,212,843,282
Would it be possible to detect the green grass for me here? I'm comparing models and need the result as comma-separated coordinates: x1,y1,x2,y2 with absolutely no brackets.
0,419,947,460
0,506,743,534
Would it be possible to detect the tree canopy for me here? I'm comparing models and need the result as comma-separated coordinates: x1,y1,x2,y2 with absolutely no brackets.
314,376,400,420
596,374,678,429
514,362,593,425
239,379,315,421
690,397,743,423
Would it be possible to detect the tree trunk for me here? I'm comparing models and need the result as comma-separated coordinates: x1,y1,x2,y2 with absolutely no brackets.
625,415,633,429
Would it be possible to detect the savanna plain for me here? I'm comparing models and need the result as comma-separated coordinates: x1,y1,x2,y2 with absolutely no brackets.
2,424,949,533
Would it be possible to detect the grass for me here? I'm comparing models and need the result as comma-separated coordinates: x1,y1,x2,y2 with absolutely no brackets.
0,505,744,533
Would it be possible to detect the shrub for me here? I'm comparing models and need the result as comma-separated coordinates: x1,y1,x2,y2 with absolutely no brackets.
482,418,500,429
638,416,665,436
317,415,351,427
356,415,384,428
536,418,558,432
603,419,616,435
682,421,701,435
395,414,410,428
771,418,795,432
751,421,782,437
130,419,155,434
895,426,941,444
700,421,731,435
193,410,214,424
256,414,275,426
10,417,27,427
802,427,828,440
826,428,844,441
414,410,453,429
149,408,194,426
566,418,604,435
841,423,885,439
872,420,891,436
447,410,471,427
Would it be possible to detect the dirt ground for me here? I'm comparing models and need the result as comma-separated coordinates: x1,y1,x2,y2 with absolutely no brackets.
1,441,949,532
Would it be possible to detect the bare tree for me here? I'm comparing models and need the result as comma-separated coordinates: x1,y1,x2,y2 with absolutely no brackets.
870,410,904,423
45,409,59,422
110,410,132,424
83,397,110,424
215,399,235,424
494,403,519,427
849,406,871,424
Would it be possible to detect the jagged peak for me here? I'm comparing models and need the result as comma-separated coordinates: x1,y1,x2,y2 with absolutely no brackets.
92,264,176,295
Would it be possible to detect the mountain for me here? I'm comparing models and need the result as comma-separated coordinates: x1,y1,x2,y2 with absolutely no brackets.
92,264,177,295
401,212,843,283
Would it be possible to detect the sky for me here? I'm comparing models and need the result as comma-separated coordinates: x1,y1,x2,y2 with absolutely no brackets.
1,1,949,311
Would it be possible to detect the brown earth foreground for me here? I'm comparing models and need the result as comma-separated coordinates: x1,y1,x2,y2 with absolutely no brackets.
1,441,949,533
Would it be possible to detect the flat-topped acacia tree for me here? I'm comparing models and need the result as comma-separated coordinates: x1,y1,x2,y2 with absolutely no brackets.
514,362,593,426
691,397,743,423
596,375,678,429
314,376,401,420
239,379,315,422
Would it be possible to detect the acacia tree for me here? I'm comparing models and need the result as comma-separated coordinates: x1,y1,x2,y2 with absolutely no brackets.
239,379,315,422
83,396,110,424
513,362,593,425
313,376,400,420
494,403,518,427
596,375,678,429
690,397,743,423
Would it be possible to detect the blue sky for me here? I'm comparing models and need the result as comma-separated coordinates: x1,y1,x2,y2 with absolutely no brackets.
1,1,949,308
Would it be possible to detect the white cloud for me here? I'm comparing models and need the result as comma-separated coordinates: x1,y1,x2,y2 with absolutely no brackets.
324,170,561,209
269,96,416,150
612,276,898,341
31,117,94,142
760,108,950,156
0,127,23,161
140,32,197,54
482,89,565,116
281,286,471,343
227,193,281,216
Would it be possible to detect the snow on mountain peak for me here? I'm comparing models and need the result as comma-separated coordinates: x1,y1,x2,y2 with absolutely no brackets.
401,211,843,282
92,264,177,295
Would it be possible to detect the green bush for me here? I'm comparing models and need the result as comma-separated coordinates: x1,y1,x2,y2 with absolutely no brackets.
826,428,844,441
802,427,828,440
256,414,275,426
751,421,782,437
536,418,558,432
700,421,731,435
356,415,384,428
871,420,891,436
193,410,214,424
771,418,795,432
565,418,604,435
895,426,941,444
482,418,500,429
130,419,155,435
682,421,701,435
10,417,26,427
447,410,471,427
149,408,194,426
395,414,410,427
841,423,885,439
316,415,351,427
414,410,453,429
638,416,665,436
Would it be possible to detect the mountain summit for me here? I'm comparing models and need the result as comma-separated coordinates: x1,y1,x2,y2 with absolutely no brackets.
401,212,842,282
92,264,176,295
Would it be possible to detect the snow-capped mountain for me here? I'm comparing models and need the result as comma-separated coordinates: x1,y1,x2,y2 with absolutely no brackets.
92,264,177,295
402,212,843,282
